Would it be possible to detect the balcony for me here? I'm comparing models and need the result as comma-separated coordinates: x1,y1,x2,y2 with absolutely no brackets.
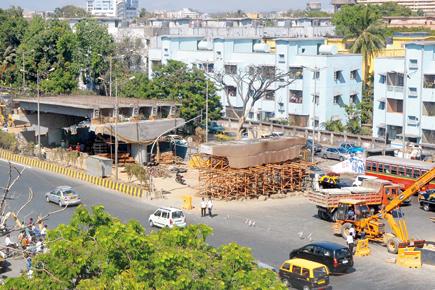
424,74,435,89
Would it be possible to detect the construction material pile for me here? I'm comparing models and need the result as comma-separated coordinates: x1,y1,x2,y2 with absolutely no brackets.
198,137,309,200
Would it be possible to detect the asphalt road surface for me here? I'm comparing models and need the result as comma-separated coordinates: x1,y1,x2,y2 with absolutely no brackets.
1,160,434,290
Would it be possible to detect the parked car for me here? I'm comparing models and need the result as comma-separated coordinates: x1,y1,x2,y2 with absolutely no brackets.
419,190,435,211
339,143,364,154
289,241,353,274
279,258,330,290
208,121,224,134
321,147,350,161
149,207,186,228
306,139,322,155
45,186,81,207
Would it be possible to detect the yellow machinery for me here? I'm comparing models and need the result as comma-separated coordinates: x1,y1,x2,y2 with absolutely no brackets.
319,175,339,189
335,167,435,253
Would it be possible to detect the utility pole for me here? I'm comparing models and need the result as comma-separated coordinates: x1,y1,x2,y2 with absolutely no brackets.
312,67,317,163
205,62,209,143
37,71,41,157
22,51,25,91
115,78,119,182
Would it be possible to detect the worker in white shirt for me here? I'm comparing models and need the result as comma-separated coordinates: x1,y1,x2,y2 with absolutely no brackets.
347,233,355,255
349,225,356,238
200,197,207,217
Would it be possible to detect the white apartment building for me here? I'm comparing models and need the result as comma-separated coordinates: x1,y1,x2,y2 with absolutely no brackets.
149,36,363,128
373,41,435,144
87,0,138,19
358,0,435,15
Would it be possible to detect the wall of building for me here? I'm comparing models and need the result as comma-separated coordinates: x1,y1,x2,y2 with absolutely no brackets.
149,36,362,129
373,42,435,144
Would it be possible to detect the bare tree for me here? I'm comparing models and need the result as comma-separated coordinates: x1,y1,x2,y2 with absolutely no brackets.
211,65,297,137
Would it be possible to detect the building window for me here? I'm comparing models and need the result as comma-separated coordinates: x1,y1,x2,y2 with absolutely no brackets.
387,98,403,113
407,115,419,126
289,90,303,103
289,67,303,79
224,64,237,75
151,60,162,70
379,101,385,110
424,74,435,89
409,59,418,70
314,95,319,105
333,95,341,105
264,90,275,101
278,54,285,63
350,94,359,104
248,112,254,119
314,71,320,80
225,86,237,97
387,72,404,87
350,70,358,80
249,66,276,79
334,70,342,81
379,74,386,84
408,87,418,98
197,63,214,73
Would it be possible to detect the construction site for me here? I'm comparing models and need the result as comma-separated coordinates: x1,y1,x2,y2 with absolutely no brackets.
190,137,311,200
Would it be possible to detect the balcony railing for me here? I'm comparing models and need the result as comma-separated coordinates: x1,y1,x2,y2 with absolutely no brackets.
387,85,403,92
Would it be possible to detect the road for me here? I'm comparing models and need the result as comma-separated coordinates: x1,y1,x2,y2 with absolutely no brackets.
0,160,434,290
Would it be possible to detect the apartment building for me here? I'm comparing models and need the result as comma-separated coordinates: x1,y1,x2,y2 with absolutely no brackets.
358,0,435,15
148,36,362,128
372,41,435,144
87,0,138,20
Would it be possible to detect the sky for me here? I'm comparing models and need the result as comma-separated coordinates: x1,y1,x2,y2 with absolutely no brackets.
0,0,333,12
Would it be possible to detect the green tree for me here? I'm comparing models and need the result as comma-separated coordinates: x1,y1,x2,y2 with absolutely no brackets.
0,7,28,85
17,17,79,94
345,104,362,134
53,5,89,18
74,19,115,95
4,206,285,289
333,5,386,82
375,2,413,16
118,72,150,98
148,60,222,122
323,119,345,133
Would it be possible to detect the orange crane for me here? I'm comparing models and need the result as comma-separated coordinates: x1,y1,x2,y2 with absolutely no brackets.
334,167,435,253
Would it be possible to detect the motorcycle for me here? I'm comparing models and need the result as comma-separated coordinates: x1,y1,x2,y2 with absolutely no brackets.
175,173,186,185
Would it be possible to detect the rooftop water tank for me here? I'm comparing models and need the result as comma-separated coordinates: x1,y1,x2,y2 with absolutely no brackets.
253,43,270,53
319,45,338,55
197,40,213,50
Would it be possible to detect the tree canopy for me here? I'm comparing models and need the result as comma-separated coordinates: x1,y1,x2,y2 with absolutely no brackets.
5,206,284,289
120,61,222,123
53,5,89,18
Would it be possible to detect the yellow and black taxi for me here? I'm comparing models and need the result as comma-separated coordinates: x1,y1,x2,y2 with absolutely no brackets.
279,258,329,290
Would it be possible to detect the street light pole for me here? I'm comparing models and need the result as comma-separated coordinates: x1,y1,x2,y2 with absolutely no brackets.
115,78,119,181
205,63,209,143
37,71,41,157
312,67,317,163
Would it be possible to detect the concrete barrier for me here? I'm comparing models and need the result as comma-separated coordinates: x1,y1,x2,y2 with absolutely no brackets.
0,149,145,198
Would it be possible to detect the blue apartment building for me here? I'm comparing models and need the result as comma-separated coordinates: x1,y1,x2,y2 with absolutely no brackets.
148,36,362,128
373,41,435,144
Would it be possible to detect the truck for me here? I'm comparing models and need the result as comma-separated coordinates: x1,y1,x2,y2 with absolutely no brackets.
307,179,401,221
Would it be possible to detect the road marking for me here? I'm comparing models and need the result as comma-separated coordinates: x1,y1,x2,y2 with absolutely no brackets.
0,158,31,169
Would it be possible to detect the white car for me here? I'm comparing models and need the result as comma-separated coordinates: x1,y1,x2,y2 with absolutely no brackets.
149,207,186,228
352,175,378,187
45,186,81,207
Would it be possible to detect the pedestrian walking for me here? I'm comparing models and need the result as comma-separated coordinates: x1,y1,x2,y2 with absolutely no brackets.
200,197,207,217
360,229,366,240
347,233,355,255
26,255,32,272
207,197,213,217
41,225,48,239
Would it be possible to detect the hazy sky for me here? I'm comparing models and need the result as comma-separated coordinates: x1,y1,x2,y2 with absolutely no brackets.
0,0,333,12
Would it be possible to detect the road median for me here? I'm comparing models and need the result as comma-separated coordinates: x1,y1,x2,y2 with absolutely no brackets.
0,149,145,198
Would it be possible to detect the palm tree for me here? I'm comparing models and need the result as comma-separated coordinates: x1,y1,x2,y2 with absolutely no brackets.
346,6,386,83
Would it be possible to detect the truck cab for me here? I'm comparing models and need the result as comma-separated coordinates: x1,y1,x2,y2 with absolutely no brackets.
335,200,372,221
